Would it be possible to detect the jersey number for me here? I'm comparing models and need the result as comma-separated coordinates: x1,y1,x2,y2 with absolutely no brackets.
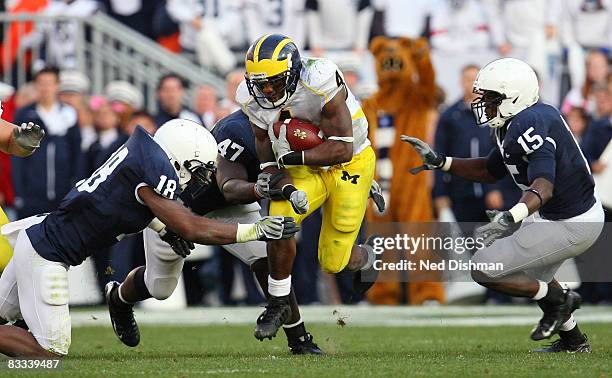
77,146,129,193
217,138,244,161
517,127,543,154
156,175,177,200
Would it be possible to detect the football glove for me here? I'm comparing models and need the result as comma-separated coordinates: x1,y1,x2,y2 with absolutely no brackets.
369,180,385,213
474,210,514,247
159,228,195,258
268,124,293,167
255,171,285,200
13,122,45,153
288,188,309,214
400,135,446,174
255,216,299,241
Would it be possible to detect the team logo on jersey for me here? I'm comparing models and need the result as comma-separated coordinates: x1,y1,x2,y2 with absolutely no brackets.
341,170,360,184
294,129,307,140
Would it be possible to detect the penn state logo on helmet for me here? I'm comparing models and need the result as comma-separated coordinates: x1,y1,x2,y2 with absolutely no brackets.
244,34,302,109
154,119,217,199
471,58,540,128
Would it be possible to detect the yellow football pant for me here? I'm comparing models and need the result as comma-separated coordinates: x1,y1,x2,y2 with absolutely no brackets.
0,206,12,272
270,146,376,273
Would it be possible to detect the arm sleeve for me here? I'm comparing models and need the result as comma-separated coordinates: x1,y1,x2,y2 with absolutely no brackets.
527,140,556,184
485,146,508,180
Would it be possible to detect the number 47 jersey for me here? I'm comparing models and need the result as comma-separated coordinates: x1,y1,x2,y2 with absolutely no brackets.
27,126,181,266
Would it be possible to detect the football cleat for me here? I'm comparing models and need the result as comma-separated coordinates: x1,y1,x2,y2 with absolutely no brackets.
352,235,382,297
254,295,291,341
105,281,140,347
533,334,591,353
288,332,325,355
531,290,582,341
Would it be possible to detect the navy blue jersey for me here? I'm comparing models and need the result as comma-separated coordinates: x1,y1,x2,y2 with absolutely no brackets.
27,127,181,266
486,103,595,220
186,110,260,215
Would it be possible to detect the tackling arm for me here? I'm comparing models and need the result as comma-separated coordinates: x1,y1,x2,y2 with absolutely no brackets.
0,119,44,157
216,155,259,204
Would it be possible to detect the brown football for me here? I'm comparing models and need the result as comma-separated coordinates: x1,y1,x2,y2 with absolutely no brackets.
273,118,324,152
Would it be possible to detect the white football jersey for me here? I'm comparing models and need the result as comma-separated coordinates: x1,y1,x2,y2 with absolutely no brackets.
237,57,370,155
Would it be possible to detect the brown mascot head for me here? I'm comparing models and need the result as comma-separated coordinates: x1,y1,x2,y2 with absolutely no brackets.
369,36,429,89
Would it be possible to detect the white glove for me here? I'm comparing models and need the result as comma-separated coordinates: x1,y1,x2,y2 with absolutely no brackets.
268,124,293,166
236,216,299,242
474,210,514,247
289,189,309,214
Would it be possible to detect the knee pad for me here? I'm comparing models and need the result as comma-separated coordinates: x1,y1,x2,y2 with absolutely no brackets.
40,264,69,306
318,240,351,274
145,275,178,300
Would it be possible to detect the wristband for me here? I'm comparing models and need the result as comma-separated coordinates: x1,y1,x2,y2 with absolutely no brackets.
281,184,297,200
508,202,529,223
279,151,304,166
236,223,258,243
441,156,453,171
260,161,277,170
524,188,543,207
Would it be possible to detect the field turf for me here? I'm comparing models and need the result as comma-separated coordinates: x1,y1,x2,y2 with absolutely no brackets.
2,323,611,377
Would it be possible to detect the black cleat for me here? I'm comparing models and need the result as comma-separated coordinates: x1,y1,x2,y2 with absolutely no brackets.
531,290,582,341
353,235,381,297
533,334,591,353
254,295,291,341
288,332,325,355
105,281,140,347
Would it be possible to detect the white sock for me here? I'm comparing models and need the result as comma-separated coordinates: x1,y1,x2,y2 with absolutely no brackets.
360,244,376,271
560,315,577,332
117,283,131,304
283,317,303,329
268,275,291,297
532,280,548,301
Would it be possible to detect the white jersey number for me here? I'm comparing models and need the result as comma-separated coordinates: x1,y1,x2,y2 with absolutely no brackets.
77,146,129,193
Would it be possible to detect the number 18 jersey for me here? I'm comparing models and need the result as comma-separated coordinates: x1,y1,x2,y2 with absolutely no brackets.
27,127,181,266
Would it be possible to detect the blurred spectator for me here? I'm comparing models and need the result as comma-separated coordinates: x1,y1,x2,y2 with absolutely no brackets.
219,69,244,113
562,50,610,116
433,65,505,222
565,105,592,141
58,70,96,151
21,0,101,70
305,0,372,56
85,95,128,174
99,0,160,39
245,0,307,49
561,0,612,50
126,110,158,135
14,82,37,109
430,0,492,54
105,80,143,132
154,73,201,127
167,0,243,75
12,66,83,218
372,0,441,38
193,84,219,130
583,83,612,174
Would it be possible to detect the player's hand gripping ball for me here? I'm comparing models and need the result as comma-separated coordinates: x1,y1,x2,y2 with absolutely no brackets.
272,118,324,152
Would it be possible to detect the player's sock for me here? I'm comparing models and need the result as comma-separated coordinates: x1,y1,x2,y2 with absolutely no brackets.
268,275,292,297
559,316,586,344
132,266,152,302
111,283,133,311
283,318,305,340
533,281,564,306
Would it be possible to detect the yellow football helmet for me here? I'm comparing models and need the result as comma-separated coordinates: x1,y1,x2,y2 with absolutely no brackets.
245,34,302,109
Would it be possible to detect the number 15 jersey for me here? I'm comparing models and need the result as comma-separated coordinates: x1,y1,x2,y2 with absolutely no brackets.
27,126,181,266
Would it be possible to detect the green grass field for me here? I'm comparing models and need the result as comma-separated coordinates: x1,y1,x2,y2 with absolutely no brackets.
2,323,611,377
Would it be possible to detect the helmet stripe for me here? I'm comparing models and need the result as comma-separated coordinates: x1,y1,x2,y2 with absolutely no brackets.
271,38,294,61
253,34,272,63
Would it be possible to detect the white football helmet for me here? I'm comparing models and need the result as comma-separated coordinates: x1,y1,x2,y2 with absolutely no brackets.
154,118,217,198
471,58,539,128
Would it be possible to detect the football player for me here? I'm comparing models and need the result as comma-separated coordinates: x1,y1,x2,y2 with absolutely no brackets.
404,58,604,353
237,34,381,340
0,119,298,358
0,103,45,271
108,110,323,355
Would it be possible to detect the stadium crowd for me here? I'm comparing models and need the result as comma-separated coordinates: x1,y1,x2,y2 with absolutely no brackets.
0,0,611,306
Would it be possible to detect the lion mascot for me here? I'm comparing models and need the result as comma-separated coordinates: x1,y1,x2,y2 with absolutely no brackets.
362,36,445,305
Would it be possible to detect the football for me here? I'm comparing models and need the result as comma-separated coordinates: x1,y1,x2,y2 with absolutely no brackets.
273,118,324,152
